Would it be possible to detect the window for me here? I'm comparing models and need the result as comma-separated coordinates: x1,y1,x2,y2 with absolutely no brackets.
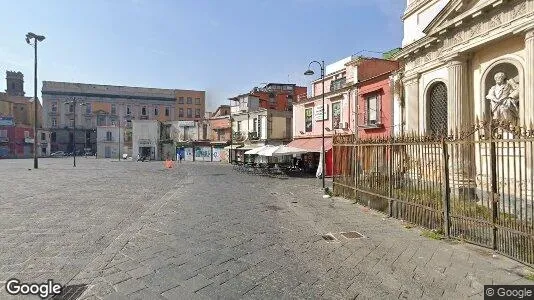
195,109,200,118
51,132,56,142
41,132,46,140
187,108,192,117
126,120,132,128
305,108,313,132
85,103,92,114
154,107,159,116
85,118,91,127
253,118,257,132
258,116,262,138
106,131,112,141
366,94,380,125
0,130,6,138
69,119,75,127
179,108,184,117
269,93,276,106
427,82,448,136
68,103,74,113
97,115,106,126
195,98,201,105
126,105,131,115
51,118,57,127
178,97,184,104
187,97,192,104
24,131,29,138
51,102,57,113
165,107,170,116
111,104,116,115
332,102,341,129
141,106,147,116
237,121,241,132
287,95,293,111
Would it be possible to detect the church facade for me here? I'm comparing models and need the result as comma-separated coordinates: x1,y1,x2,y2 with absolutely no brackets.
394,0,534,134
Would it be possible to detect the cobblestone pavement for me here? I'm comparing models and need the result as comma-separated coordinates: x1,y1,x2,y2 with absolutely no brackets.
0,158,532,299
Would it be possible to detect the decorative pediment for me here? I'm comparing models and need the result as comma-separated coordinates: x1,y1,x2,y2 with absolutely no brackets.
423,0,481,35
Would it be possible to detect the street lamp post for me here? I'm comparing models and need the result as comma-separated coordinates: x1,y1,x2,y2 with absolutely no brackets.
304,60,326,190
229,98,233,164
25,32,45,169
65,98,86,167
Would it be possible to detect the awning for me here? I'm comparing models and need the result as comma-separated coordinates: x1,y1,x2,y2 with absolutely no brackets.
256,145,279,157
272,145,308,156
286,137,333,152
244,146,268,155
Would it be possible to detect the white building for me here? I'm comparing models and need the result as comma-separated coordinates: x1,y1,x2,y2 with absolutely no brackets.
132,120,160,160
37,129,51,157
97,126,125,158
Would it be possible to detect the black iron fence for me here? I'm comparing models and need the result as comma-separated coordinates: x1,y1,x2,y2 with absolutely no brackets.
333,120,534,267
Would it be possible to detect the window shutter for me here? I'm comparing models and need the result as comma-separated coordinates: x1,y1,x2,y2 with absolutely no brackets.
378,94,382,124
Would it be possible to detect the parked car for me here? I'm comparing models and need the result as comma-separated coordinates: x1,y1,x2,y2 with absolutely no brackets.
50,151,65,157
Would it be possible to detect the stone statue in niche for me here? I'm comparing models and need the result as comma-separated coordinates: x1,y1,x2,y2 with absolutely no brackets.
486,72,519,126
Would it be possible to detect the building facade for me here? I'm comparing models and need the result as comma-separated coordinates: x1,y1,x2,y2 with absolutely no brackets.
175,90,206,121
395,0,534,135
41,81,205,154
291,56,399,176
0,71,42,158
229,92,293,162
132,120,160,161
245,83,307,112
96,126,126,159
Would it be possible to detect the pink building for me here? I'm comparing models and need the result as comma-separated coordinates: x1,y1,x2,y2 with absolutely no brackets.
290,56,399,177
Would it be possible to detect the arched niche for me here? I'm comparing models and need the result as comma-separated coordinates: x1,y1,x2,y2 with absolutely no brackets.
480,56,524,124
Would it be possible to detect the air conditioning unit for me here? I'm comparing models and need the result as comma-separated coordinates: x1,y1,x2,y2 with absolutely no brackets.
340,122,349,129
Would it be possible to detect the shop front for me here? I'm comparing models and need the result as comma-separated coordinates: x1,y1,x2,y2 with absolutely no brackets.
286,137,333,177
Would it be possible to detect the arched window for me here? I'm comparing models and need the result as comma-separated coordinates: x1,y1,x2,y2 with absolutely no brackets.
427,82,448,136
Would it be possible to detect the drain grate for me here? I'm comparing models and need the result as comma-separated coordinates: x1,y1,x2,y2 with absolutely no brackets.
47,284,88,300
340,231,364,239
321,234,337,242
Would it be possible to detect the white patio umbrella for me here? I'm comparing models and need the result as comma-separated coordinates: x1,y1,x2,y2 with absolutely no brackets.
244,146,268,155
272,145,308,156
256,145,279,157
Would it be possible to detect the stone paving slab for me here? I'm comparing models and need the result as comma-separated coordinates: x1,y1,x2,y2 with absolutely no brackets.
0,159,532,300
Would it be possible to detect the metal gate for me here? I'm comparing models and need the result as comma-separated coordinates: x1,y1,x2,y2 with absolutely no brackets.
333,121,534,266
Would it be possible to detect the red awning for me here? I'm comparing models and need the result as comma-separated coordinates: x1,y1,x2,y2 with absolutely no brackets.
286,137,332,152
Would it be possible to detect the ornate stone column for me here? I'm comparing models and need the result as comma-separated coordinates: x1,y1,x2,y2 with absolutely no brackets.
447,55,476,200
403,73,420,133
524,29,534,125
447,56,471,133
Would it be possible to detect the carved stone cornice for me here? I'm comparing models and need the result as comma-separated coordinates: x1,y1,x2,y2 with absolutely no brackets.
403,0,533,74
403,73,420,85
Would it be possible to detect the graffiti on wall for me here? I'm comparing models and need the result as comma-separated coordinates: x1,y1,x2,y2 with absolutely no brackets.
195,147,212,162
184,147,194,161
212,147,221,162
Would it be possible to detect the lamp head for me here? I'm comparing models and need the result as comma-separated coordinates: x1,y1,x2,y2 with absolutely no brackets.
304,69,314,76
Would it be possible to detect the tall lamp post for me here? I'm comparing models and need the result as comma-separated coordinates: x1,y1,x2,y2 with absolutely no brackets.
304,60,326,190
65,97,86,167
25,32,45,169
229,98,233,164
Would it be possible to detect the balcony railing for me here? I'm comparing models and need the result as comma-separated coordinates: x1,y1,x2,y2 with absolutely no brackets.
248,132,259,140
330,77,346,92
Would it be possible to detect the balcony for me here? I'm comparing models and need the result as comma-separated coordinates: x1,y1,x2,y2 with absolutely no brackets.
248,131,259,140
330,77,346,92
233,132,245,141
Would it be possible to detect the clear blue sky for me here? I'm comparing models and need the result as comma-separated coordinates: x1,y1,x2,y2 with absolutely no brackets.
0,0,405,110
